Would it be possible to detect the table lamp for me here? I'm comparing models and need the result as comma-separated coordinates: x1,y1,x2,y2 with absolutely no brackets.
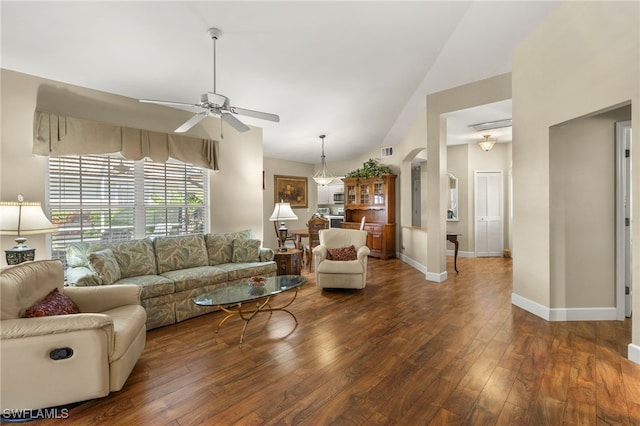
0,194,57,265
269,202,298,251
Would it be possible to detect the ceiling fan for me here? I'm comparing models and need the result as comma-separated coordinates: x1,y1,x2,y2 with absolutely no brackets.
139,28,280,133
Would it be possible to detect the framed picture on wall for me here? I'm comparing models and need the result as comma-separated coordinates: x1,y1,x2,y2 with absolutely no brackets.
274,175,308,208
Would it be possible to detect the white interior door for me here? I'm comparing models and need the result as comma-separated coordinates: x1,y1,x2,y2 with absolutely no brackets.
475,171,503,257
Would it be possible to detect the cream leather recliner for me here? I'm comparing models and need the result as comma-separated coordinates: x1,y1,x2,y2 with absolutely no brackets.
0,259,146,411
313,228,370,289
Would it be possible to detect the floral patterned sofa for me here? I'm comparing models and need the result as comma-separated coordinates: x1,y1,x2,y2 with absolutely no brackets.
64,230,276,329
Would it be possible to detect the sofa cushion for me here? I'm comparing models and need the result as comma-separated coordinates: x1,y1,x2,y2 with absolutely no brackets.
115,275,175,300
327,245,357,261
24,288,79,317
111,239,158,278
66,242,110,268
317,259,364,274
88,249,121,284
232,239,261,263
67,239,158,278
216,261,277,281
205,229,252,265
161,266,228,292
154,234,208,274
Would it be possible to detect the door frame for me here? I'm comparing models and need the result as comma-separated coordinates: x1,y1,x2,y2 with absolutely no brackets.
616,120,632,320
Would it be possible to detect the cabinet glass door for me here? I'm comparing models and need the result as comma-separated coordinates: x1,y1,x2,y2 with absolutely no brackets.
346,184,357,205
359,183,370,205
372,180,385,205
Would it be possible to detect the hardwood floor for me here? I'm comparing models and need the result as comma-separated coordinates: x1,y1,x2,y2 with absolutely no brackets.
33,256,638,425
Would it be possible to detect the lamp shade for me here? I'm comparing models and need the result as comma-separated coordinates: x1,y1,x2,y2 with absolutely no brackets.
269,203,298,222
0,202,56,236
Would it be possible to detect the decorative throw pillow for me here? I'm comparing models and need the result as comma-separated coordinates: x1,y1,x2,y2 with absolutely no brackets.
327,245,358,261
25,288,79,318
88,248,121,285
206,230,252,265
232,239,261,263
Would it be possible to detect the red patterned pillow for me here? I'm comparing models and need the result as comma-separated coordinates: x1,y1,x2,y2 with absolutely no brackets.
24,288,79,318
327,245,358,261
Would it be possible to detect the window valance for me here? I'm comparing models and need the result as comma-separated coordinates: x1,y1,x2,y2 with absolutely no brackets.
33,111,219,171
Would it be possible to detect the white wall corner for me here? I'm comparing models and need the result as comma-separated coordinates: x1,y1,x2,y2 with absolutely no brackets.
629,343,640,365
425,270,447,283
400,253,428,275
511,293,550,320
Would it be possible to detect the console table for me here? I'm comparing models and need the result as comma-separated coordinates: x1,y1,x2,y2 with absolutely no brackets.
446,233,461,273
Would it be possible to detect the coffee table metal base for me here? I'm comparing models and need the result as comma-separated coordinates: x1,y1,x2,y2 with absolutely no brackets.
215,287,300,346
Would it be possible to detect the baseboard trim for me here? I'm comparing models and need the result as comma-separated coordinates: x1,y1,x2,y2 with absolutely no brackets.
629,343,640,365
399,254,447,283
512,293,618,321
446,250,475,258
549,307,617,321
399,253,427,275
511,293,549,320
425,270,447,283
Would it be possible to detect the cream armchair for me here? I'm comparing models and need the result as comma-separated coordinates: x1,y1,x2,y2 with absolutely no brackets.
312,228,370,289
1,260,146,411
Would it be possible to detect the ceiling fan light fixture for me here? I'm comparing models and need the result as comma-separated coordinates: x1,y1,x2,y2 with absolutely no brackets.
478,134,496,152
312,135,335,186
138,27,279,134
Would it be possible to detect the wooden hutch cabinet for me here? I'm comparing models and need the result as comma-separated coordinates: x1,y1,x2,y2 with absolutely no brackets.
341,174,396,259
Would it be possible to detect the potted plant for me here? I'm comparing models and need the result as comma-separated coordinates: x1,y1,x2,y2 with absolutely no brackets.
345,158,392,178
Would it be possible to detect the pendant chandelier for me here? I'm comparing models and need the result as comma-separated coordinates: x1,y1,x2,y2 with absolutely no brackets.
478,134,496,152
312,134,335,186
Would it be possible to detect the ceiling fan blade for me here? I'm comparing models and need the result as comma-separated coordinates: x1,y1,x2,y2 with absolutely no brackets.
175,112,208,133
231,106,280,123
221,113,250,132
140,99,203,109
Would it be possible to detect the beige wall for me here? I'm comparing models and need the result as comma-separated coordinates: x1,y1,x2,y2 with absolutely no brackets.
549,106,631,309
512,0,639,344
0,69,265,266
262,157,315,250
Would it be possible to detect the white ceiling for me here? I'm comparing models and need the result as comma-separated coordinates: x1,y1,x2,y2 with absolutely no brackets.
1,1,559,164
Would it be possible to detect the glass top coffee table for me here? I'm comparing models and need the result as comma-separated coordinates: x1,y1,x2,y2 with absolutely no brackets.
193,275,307,346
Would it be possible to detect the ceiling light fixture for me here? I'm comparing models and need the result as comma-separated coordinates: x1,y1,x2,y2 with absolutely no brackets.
312,135,335,186
468,118,512,132
478,134,496,152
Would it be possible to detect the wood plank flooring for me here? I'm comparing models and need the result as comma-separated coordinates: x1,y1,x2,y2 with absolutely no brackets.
31,256,638,425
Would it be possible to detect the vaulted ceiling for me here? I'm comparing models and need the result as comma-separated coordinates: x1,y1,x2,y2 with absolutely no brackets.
1,1,559,164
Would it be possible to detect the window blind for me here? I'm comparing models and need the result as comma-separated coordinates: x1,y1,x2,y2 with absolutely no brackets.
48,155,207,264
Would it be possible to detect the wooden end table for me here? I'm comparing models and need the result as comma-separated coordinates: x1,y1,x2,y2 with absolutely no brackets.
274,248,302,276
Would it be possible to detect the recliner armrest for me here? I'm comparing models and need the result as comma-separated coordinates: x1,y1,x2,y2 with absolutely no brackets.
0,314,113,340
64,285,142,313
312,245,328,261
356,246,371,261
